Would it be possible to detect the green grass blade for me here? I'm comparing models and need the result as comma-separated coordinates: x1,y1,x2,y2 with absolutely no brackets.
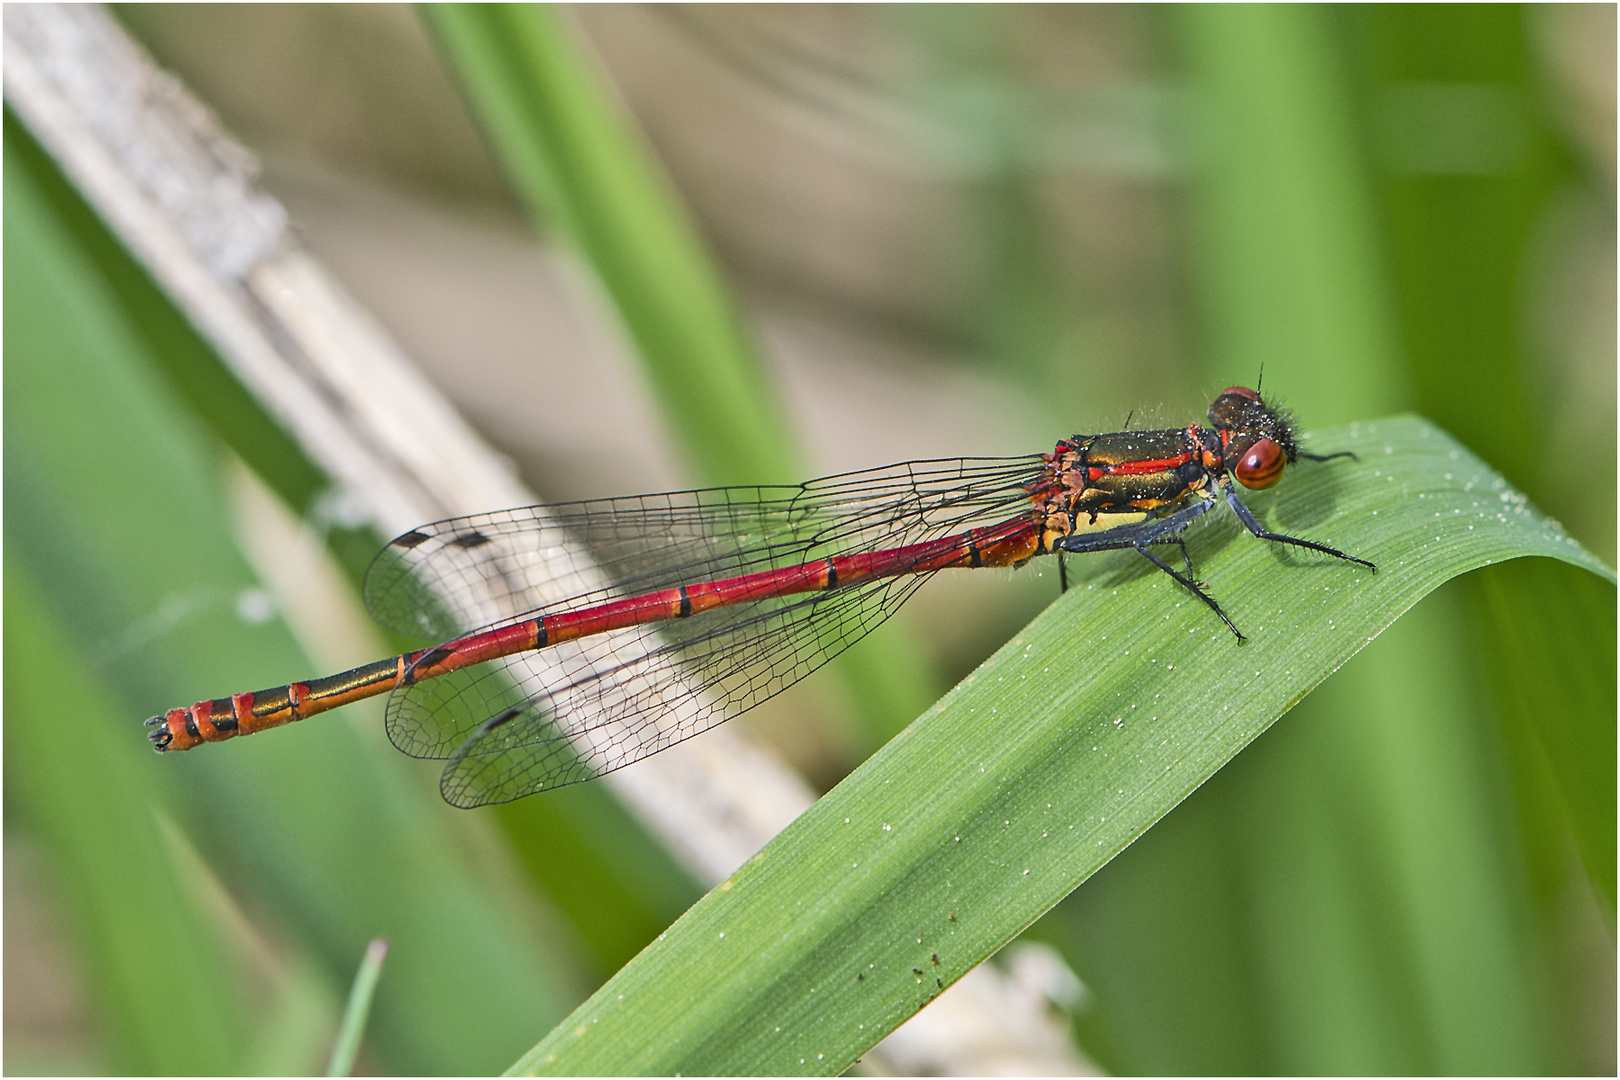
1476,559,1617,913
421,0,936,767
1159,6,1603,1071
510,416,1612,1075
4,559,247,1074
4,105,586,1076
421,2,794,486
1175,3,1407,420
1056,575,1570,1073
326,939,389,1077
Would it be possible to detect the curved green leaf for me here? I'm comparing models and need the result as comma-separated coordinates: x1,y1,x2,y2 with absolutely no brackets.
512,416,1612,1075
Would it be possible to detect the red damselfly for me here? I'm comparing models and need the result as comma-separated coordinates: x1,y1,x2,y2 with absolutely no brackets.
148,387,1372,807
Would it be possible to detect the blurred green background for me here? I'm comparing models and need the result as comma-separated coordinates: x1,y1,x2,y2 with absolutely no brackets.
6,4,1613,1074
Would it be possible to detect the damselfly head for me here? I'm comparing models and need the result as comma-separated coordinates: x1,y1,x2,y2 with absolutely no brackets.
1208,386,1299,490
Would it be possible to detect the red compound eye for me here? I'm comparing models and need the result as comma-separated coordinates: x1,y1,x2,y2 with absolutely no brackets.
1234,437,1285,489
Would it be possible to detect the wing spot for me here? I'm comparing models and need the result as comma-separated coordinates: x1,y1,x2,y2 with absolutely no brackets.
483,707,524,733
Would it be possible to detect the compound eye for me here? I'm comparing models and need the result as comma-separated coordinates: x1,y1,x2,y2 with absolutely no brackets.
1234,438,1285,489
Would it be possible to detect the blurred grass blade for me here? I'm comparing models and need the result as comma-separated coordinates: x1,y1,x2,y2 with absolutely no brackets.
5,100,586,1075
326,939,390,1077
422,2,793,486
1477,559,1617,914
1176,3,1406,420
4,559,248,1074
1164,6,1601,1072
423,1,936,758
510,417,1612,1075
154,812,345,1076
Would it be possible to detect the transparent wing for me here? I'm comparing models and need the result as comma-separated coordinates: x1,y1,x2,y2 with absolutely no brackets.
362,456,1048,639
364,455,1049,806
425,574,931,807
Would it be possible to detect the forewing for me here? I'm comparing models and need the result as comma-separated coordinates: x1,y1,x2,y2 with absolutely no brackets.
362,489,811,641
370,456,1047,805
364,458,1046,637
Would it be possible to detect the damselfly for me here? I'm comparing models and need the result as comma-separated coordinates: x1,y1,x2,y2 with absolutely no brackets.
148,387,1372,807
